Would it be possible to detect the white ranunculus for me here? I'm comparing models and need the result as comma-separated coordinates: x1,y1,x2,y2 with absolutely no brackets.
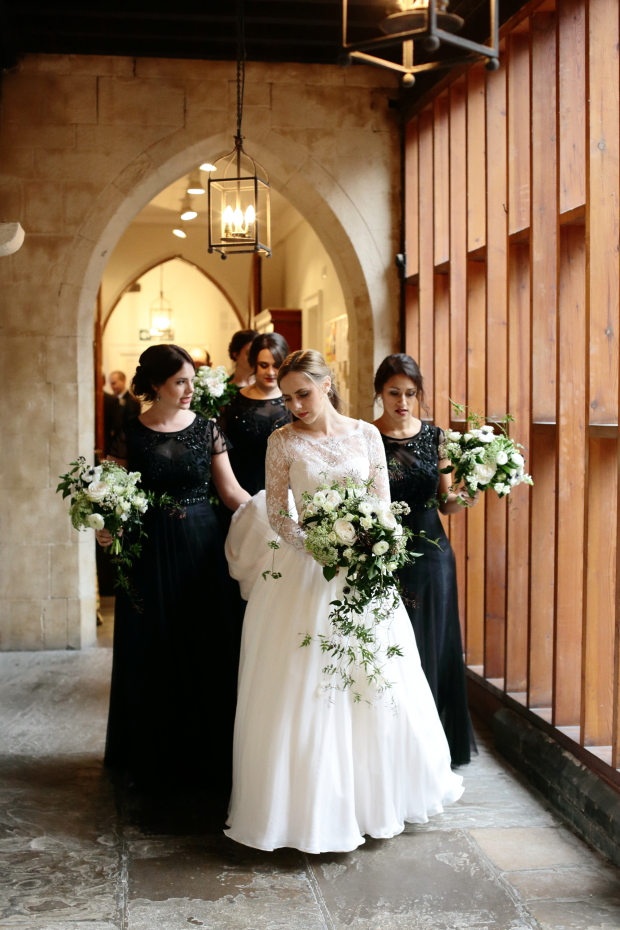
87,513,105,530
324,489,342,507
495,450,508,465
377,507,397,530
358,500,374,516
333,518,357,545
372,540,390,556
473,462,497,485
511,452,525,467
313,490,327,507
85,481,108,503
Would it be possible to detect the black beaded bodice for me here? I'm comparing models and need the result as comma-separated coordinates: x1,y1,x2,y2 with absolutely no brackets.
110,415,230,506
381,423,444,513
218,392,292,495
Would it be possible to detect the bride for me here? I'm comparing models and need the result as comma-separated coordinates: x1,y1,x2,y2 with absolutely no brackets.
225,349,463,854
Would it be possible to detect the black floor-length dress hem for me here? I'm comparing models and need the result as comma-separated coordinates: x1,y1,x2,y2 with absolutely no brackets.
104,415,243,790
381,424,476,767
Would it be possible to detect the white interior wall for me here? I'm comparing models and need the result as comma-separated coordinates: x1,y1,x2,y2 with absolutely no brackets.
103,258,239,384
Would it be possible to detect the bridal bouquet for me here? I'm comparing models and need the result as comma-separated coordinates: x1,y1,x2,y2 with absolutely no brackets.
439,404,533,501
191,365,237,418
56,458,170,597
297,477,418,698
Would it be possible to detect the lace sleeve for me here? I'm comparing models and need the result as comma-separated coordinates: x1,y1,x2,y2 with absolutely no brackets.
365,422,392,505
265,429,306,550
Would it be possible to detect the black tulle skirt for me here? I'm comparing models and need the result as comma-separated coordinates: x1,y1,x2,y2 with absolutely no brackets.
399,509,476,766
105,500,243,788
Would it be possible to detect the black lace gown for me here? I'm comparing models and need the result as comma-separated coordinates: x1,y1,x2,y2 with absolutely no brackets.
381,424,476,766
218,392,292,495
105,415,243,788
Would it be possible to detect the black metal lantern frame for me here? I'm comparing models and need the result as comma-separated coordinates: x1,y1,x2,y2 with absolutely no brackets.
208,138,271,259
341,0,500,85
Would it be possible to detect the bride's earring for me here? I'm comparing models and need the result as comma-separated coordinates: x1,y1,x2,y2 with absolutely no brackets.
156,394,161,402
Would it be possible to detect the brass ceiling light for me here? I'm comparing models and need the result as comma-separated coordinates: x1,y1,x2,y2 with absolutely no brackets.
207,0,271,259
341,0,500,86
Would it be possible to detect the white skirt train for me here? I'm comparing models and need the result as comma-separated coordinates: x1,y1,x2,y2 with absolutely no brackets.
224,493,464,854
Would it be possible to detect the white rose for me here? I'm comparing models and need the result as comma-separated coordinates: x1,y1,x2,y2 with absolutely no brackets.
473,462,497,485
446,430,462,441
206,378,225,397
87,513,105,530
511,452,525,467
377,508,397,530
463,432,473,441
372,540,390,556
121,500,131,512
333,519,357,545
495,450,508,465
324,490,342,507
386,561,398,572
85,481,108,503
313,491,327,507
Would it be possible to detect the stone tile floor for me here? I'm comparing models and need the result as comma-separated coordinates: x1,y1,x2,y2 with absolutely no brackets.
0,646,619,930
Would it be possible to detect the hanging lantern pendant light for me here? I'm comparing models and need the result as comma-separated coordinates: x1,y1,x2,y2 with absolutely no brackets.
208,0,271,259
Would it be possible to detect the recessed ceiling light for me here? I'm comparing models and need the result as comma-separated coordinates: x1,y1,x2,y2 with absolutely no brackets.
181,210,198,221
172,228,187,238
200,163,217,172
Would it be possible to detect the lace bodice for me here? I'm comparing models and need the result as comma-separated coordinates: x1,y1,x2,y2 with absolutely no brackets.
265,420,391,549
381,423,444,513
109,414,230,506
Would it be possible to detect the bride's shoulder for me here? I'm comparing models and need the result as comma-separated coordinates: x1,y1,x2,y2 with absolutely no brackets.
358,419,382,440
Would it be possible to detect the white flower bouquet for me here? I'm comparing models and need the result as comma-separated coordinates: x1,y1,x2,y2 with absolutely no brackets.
191,365,237,419
56,457,172,598
291,477,418,697
439,403,533,502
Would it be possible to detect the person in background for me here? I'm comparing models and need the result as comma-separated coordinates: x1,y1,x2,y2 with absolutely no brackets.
229,329,258,388
109,370,140,425
373,353,478,767
219,332,292,498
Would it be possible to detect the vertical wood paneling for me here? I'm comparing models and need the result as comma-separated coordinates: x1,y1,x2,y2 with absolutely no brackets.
558,0,586,213
587,0,619,425
507,28,531,235
434,93,450,267
405,284,419,365
506,243,531,693
465,260,487,666
531,10,558,424
528,430,556,709
484,57,508,680
583,438,617,746
449,77,467,410
434,273,451,431
405,118,420,278
419,107,435,420
554,225,587,727
467,65,486,252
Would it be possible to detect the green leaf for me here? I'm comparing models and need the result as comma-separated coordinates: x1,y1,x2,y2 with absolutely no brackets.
323,565,338,582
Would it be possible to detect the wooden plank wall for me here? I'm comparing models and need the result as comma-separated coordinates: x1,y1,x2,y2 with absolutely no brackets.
404,0,620,778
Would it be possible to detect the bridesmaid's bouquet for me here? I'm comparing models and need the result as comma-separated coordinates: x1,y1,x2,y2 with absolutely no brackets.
297,476,418,698
56,458,171,597
439,404,533,502
191,365,237,418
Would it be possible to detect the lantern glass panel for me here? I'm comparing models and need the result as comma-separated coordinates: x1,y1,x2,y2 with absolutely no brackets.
208,145,271,255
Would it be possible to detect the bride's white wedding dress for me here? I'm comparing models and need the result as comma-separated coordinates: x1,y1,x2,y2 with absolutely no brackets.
225,419,463,854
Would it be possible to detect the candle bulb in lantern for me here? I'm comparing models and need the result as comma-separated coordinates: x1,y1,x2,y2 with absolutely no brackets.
245,203,255,239
223,205,234,238
233,207,244,235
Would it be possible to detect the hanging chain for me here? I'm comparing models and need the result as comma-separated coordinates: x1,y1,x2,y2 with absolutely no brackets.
235,0,246,143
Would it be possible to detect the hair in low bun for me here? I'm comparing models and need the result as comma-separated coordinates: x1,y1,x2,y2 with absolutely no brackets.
131,344,195,403
248,331,290,371
277,349,343,413
373,353,427,411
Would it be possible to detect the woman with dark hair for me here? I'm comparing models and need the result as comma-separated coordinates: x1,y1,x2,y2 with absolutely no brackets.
229,329,258,387
373,353,477,767
219,332,292,497
96,343,250,789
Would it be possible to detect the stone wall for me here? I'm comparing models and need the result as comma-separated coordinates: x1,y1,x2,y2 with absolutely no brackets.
0,54,400,650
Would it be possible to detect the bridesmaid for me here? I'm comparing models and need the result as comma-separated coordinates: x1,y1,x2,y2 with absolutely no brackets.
229,329,258,388
219,332,292,496
373,353,477,766
98,344,250,789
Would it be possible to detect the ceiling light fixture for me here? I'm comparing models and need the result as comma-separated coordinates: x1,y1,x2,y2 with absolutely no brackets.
340,0,499,87
180,193,198,222
200,163,217,172
187,172,206,195
172,228,187,238
207,0,271,259
149,264,175,340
